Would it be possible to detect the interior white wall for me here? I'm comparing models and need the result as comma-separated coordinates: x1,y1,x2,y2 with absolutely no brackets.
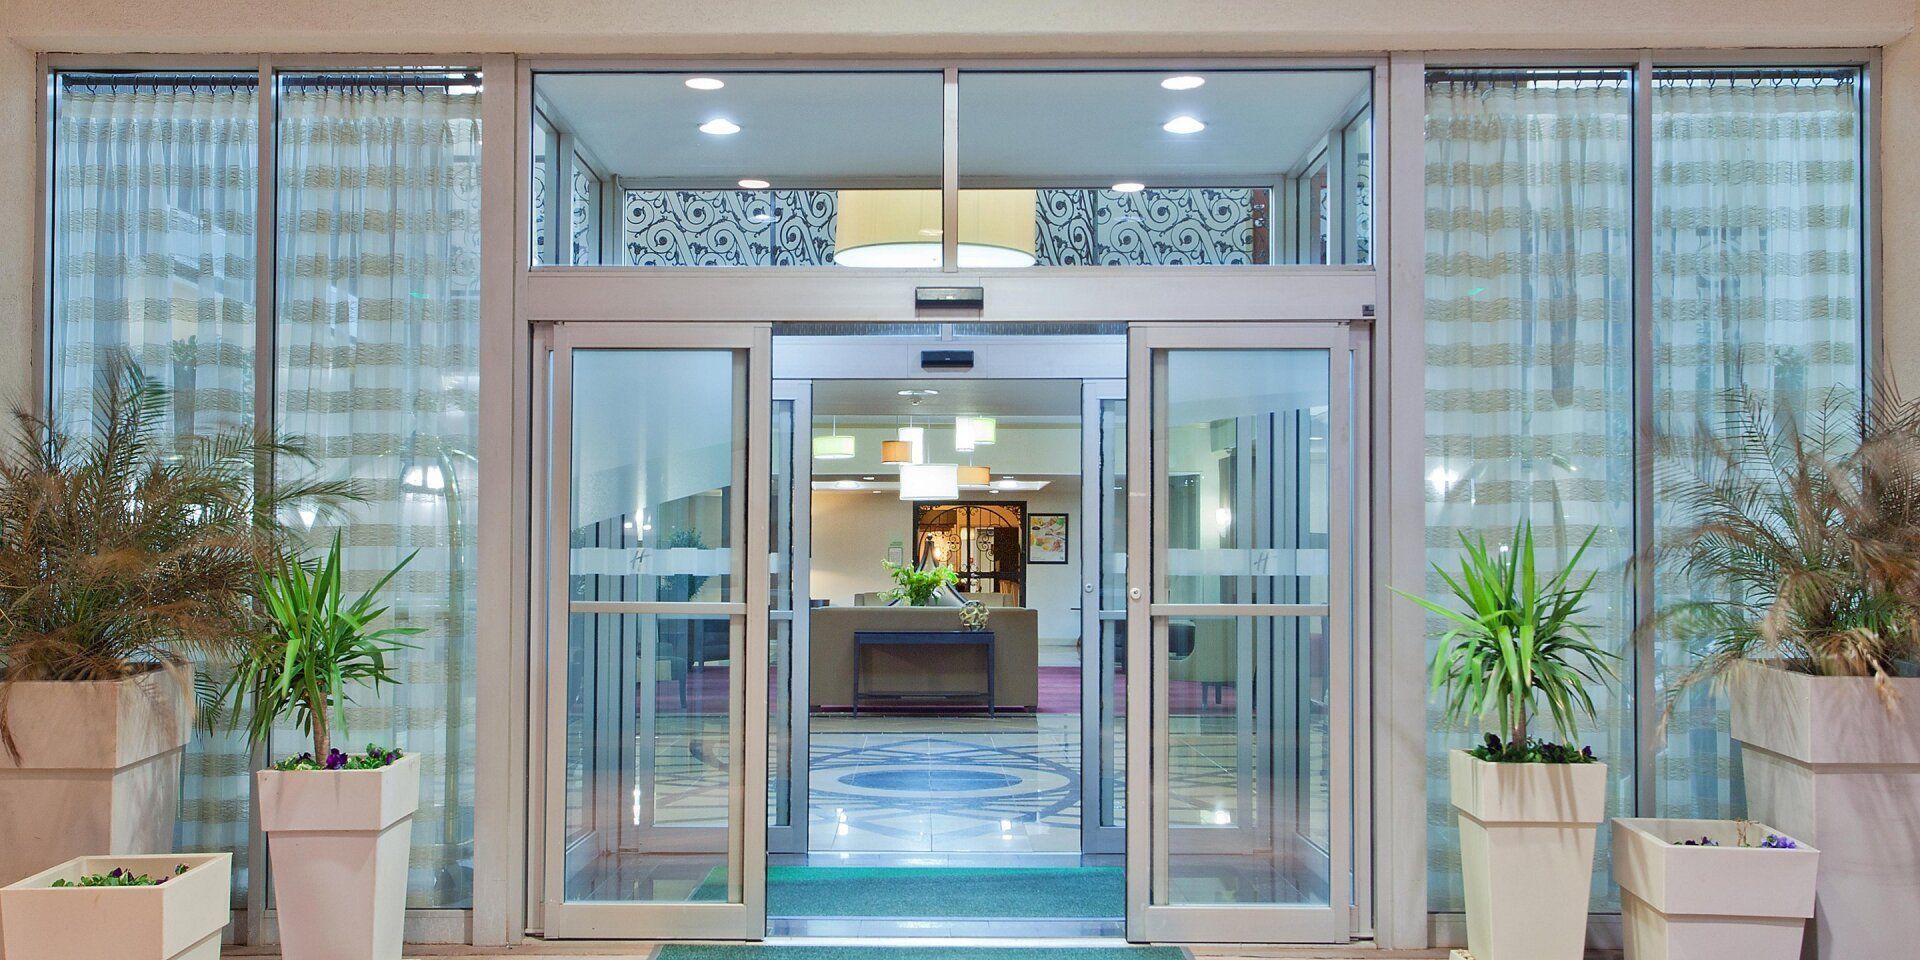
810,481,1083,644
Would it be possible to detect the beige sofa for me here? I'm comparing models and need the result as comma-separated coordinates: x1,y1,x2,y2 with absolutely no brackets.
809,606,1039,711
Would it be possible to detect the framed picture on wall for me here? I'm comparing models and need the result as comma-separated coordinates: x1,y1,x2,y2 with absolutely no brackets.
1028,513,1069,564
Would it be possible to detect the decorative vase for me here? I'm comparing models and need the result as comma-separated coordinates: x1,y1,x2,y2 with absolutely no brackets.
257,753,420,960
1612,817,1817,960
1449,749,1608,960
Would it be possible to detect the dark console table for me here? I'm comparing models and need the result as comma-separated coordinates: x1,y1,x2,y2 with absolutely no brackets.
851,629,996,716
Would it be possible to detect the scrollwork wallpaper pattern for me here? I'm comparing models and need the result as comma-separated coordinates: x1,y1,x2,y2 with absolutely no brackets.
619,187,1259,266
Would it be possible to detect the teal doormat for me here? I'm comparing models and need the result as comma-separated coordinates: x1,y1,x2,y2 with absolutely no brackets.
767,865,1124,919
657,948,1182,960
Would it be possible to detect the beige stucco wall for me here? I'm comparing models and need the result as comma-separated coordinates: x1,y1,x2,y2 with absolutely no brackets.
2,0,1917,394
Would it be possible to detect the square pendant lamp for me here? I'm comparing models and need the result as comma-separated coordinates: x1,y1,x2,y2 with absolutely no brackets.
897,426,926,464
957,465,991,486
899,463,958,500
954,416,977,452
971,417,997,445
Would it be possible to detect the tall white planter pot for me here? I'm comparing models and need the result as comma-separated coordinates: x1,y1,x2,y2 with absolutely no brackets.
0,853,231,960
0,670,193,885
1612,817,1818,960
1730,660,1920,960
258,753,419,960
1449,749,1608,960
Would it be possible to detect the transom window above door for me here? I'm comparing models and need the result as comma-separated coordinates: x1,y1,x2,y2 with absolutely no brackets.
528,66,1374,269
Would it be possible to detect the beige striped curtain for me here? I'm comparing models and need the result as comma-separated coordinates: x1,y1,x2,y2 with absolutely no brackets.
1650,71,1864,819
1423,73,1637,911
50,77,261,902
274,78,482,908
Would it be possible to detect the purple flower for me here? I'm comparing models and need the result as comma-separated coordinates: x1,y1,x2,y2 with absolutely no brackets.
1762,834,1798,849
323,749,349,770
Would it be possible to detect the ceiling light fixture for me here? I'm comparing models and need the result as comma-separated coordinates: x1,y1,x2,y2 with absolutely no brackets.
834,189,1038,269
1160,75,1206,90
699,118,741,135
737,178,770,189
897,425,926,465
881,440,912,464
899,463,959,501
1111,182,1146,193
958,465,991,486
969,417,997,445
1162,115,1206,134
812,416,855,461
954,416,977,452
685,77,726,90
897,388,939,397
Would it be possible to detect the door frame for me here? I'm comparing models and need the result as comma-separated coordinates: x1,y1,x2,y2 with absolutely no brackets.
769,380,813,857
1124,321,1366,944
537,321,772,940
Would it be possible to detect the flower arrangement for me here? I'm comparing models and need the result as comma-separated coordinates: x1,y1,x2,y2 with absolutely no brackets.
51,864,189,888
1670,821,1800,849
271,743,404,772
881,560,958,607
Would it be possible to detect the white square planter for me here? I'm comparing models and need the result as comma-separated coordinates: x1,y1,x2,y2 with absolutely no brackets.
0,670,193,886
1730,660,1920,960
0,852,230,960
1449,749,1608,960
1612,817,1818,960
258,752,419,960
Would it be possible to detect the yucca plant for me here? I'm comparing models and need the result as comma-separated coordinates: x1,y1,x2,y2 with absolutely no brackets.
1654,382,1920,704
1399,522,1617,758
882,560,959,607
219,532,420,765
0,361,359,759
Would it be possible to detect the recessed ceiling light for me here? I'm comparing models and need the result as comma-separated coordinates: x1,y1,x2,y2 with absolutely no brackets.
685,77,725,90
896,388,940,397
862,476,877,481
1161,75,1205,90
1112,182,1146,193
699,118,741,135
737,178,770,189
1162,115,1205,134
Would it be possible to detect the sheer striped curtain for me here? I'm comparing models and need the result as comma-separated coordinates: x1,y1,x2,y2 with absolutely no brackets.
274,76,482,908
50,75,260,901
1423,72,1637,911
1651,70,1864,819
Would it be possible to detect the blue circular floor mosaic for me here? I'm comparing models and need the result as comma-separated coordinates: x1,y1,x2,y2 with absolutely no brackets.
838,768,1024,792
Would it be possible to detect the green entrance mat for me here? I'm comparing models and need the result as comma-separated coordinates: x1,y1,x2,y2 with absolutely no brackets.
656,948,1183,960
697,866,1126,919
770,865,1123,919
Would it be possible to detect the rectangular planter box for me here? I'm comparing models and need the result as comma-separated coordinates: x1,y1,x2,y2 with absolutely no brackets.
1612,817,1817,960
1730,660,1920,960
0,669,193,886
258,752,419,960
0,852,230,960
1450,749,1608,960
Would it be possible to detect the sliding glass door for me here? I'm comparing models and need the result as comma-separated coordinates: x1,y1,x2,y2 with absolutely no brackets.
1082,379,1128,855
1125,323,1358,943
541,323,771,939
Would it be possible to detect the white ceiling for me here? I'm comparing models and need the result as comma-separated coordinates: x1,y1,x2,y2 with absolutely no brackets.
811,378,1083,418
536,69,1370,184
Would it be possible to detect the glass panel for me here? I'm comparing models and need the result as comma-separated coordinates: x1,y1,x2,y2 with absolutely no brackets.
533,111,558,264
569,349,737,604
563,610,736,902
1423,67,1637,911
1651,67,1865,819
1099,397,1128,829
1161,350,1331,605
51,70,261,905
959,70,1373,265
564,348,740,904
274,70,483,908
1165,615,1331,907
530,71,944,267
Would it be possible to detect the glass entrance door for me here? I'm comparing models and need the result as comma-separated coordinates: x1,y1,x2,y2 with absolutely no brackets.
540,322,771,939
1125,323,1358,944
1081,379,1127,855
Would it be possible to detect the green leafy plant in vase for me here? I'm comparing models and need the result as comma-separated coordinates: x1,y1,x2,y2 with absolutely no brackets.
1396,520,1616,960
881,560,958,606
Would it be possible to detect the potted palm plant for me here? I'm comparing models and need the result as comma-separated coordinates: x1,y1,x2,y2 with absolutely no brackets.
221,533,419,960
0,363,354,888
1399,522,1616,960
1655,385,1920,960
